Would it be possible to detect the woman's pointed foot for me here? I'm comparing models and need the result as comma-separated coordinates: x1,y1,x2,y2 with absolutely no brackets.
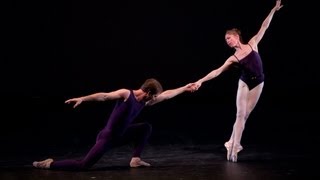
224,142,233,161
230,145,243,163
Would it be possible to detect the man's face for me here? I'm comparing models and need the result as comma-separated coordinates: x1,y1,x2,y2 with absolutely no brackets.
144,92,159,101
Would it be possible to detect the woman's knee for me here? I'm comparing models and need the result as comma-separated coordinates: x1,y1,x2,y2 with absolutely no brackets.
236,112,246,120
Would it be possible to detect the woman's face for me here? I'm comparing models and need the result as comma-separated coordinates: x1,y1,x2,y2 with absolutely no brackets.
225,33,239,48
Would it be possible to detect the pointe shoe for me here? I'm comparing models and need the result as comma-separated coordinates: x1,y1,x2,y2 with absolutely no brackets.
130,158,151,168
32,158,53,169
230,145,243,163
224,142,233,161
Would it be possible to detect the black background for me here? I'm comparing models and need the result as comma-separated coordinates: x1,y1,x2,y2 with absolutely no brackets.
2,0,318,153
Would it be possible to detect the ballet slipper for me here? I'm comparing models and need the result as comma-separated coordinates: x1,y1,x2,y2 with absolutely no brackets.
130,158,151,168
230,145,243,163
32,158,53,169
224,142,233,161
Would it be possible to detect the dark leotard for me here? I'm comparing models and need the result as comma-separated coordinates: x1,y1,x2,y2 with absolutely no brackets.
234,44,264,90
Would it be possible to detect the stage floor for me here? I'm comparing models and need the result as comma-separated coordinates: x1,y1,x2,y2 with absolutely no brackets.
0,143,316,180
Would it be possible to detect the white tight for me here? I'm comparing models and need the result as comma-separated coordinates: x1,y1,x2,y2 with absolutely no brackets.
225,80,264,162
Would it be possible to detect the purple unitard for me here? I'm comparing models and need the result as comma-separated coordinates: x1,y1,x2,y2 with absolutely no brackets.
234,44,265,90
51,90,152,170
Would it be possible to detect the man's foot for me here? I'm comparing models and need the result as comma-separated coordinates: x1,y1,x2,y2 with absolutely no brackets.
32,158,53,169
130,157,151,168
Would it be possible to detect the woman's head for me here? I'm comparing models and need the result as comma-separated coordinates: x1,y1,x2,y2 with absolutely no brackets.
225,28,243,48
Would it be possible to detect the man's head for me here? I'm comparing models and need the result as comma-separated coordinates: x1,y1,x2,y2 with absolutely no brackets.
140,78,163,101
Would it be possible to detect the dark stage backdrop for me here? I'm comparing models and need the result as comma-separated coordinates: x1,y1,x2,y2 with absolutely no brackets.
2,0,317,154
